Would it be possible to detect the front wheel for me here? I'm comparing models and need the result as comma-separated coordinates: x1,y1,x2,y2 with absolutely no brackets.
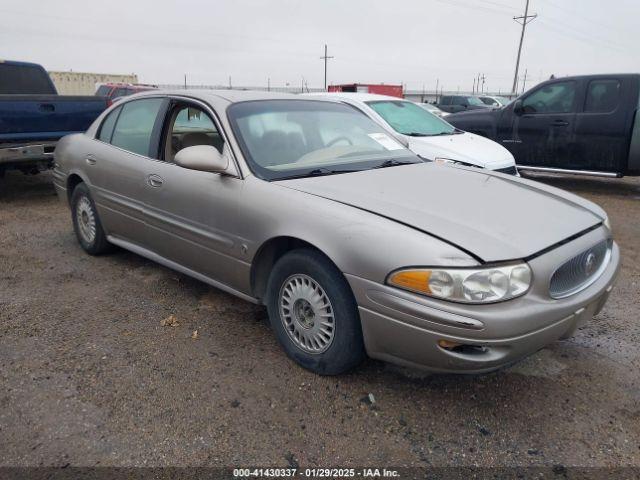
266,249,365,375
70,183,112,255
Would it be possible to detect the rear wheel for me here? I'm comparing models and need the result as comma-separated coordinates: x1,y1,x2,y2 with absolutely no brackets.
266,249,365,375
70,183,111,255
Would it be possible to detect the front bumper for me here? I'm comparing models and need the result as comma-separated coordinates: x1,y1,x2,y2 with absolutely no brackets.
346,227,620,373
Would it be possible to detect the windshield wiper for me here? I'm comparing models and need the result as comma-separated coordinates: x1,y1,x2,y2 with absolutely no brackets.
403,132,430,137
278,167,361,180
371,159,416,169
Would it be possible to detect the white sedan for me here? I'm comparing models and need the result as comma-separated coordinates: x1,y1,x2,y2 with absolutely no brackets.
304,92,518,174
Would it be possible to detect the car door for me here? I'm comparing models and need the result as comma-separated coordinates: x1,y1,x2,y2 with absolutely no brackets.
571,77,628,173
506,80,577,168
87,97,167,247
141,99,247,290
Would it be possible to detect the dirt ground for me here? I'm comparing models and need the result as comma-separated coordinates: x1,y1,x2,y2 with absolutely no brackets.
1,170,639,470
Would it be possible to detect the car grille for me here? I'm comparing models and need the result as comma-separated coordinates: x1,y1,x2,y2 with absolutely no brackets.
549,239,611,299
495,166,519,176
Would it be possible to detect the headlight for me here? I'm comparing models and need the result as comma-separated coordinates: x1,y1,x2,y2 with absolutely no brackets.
387,263,532,304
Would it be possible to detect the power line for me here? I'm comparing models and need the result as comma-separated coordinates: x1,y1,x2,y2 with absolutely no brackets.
511,0,537,94
319,44,334,91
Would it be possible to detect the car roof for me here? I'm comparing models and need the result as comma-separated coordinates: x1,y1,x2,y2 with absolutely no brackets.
302,92,409,103
132,88,305,105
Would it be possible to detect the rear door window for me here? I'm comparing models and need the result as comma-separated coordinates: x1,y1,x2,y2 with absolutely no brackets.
110,98,164,157
522,81,576,114
584,79,620,113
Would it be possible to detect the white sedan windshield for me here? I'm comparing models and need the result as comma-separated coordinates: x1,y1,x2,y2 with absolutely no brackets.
367,100,456,136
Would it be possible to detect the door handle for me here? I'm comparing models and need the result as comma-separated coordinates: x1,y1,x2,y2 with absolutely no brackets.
552,120,569,127
39,103,55,113
85,155,96,165
147,174,164,187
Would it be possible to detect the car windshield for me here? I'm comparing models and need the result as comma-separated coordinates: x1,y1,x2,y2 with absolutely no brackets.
366,100,455,136
227,100,420,181
494,96,511,105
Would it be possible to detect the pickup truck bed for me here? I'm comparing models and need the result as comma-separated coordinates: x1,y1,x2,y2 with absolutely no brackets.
0,61,107,174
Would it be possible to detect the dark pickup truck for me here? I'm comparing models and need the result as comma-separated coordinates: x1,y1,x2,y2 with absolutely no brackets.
0,60,107,175
445,74,640,177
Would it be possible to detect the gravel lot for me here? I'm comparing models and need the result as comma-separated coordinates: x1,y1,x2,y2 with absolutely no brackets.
1,170,639,470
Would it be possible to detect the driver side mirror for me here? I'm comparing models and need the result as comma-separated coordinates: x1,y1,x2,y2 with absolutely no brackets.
513,99,524,116
175,145,230,174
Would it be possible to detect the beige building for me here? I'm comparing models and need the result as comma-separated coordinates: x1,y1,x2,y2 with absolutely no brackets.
48,71,138,95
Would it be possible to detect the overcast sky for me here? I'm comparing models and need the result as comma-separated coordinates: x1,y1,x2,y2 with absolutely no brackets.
1,0,638,93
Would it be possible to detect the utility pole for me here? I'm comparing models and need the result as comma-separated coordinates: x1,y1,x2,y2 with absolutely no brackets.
320,44,334,91
267,77,270,92
472,77,476,94
511,0,537,94
481,73,486,93
521,68,529,94
184,74,187,89
435,78,439,103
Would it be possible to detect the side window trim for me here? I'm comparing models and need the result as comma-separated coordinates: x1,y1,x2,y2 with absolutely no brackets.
158,99,221,163
148,98,171,159
170,95,242,178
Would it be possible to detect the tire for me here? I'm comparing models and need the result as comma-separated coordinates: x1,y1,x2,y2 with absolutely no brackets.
70,183,112,255
265,249,366,375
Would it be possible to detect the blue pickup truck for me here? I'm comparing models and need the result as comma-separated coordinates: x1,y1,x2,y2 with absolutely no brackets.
0,60,107,176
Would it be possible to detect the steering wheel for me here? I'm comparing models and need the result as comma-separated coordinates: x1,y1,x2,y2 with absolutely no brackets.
326,136,353,147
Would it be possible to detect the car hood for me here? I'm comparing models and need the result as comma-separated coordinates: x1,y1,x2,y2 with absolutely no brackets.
405,132,514,170
276,163,604,263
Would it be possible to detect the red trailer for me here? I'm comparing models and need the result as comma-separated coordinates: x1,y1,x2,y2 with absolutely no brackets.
328,83,403,98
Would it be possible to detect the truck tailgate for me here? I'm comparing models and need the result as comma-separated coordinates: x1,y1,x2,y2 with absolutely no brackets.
0,95,107,143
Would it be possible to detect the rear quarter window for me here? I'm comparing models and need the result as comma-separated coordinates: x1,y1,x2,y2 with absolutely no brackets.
97,106,122,143
584,79,620,113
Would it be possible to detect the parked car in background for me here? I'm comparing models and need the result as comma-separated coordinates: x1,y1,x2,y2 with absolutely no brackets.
436,95,492,113
95,83,157,106
479,95,511,107
328,83,403,98
53,90,619,375
305,92,518,174
0,60,107,176
418,102,449,117
446,74,640,177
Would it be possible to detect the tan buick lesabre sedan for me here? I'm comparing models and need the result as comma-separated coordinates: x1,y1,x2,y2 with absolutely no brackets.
53,90,619,375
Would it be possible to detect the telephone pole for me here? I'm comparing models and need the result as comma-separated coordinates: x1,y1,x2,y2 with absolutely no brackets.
521,68,529,94
511,0,537,94
320,44,334,91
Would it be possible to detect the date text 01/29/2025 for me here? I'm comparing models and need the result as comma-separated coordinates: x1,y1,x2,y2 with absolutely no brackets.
233,468,400,478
